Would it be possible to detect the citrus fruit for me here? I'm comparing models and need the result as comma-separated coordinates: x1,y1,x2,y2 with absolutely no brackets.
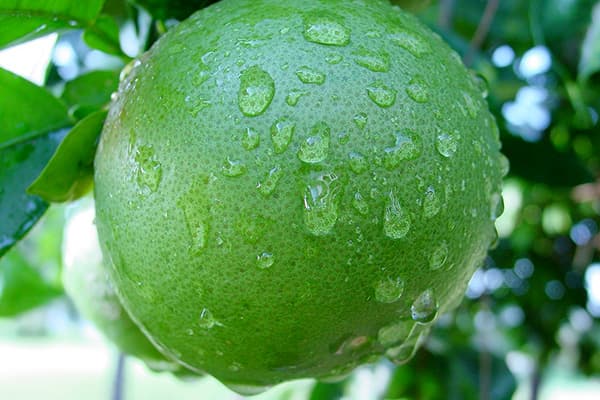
62,197,190,374
94,0,505,392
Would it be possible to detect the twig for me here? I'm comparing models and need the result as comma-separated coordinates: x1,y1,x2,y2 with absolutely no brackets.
112,353,126,400
464,0,500,66
478,296,491,400
438,0,455,30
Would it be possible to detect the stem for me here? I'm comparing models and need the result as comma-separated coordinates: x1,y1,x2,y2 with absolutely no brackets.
478,296,491,400
464,0,500,66
530,365,542,400
438,0,454,30
112,353,126,400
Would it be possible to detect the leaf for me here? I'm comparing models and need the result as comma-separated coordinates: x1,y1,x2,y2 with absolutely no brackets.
309,381,345,400
82,14,122,56
28,110,107,203
579,3,600,81
0,247,62,317
61,69,119,118
0,67,71,257
0,0,105,49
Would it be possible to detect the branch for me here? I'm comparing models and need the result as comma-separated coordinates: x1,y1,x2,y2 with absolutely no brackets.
112,353,126,400
464,0,500,66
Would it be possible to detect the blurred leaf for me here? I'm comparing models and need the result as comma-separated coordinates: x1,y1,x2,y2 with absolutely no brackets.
0,0,105,49
0,68,71,258
130,0,218,21
309,381,345,400
82,14,122,56
0,249,62,317
28,110,107,203
579,3,600,81
61,69,119,118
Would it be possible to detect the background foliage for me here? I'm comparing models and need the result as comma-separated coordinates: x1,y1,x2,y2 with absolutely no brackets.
1,0,599,398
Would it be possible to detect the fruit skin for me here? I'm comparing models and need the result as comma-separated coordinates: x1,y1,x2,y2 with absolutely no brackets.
94,0,504,389
62,197,188,374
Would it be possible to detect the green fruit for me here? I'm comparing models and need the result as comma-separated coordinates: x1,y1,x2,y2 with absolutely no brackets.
94,0,505,393
62,197,188,374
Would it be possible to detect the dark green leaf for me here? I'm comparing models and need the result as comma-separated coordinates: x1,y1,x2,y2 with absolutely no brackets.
82,14,122,56
579,4,600,81
61,69,119,118
0,0,105,49
131,0,218,21
309,381,345,400
28,110,107,203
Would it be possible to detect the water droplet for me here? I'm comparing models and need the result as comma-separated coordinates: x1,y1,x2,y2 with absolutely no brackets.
186,328,194,336
298,121,331,163
435,132,458,158
134,145,162,192
224,383,271,396
386,341,418,365
222,158,247,177
353,113,368,130
238,66,275,117
256,252,274,269
383,131,422,170
499,154,510,177
375,276,405,303
490,193,504,221
378,320,412,347
405,79,428,103
348,152,368,174
228,362,242,372
296,66,325,85
352,47,390,72
241,127,260,150
303,15,350,46
430,241,448,270
178,178,212,254
366,81,396,108
303,172,340,236
270,117,295,153
286,89,308,106
462,91,478,118
198,308,217,329
383,192,410,239
411,289,438,323
423,186,440,218
185,95,211,116
331,335,370,356
325,53,344,64
350,192,368,216
470,71,489,98
388,31,431,58
257,166,283,196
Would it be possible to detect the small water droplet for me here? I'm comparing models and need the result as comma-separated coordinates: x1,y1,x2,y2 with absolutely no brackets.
388,31,431,58
185,95,211,116
256,252,274,269
298,121,331,163
178,178,212,254
238,66,275,117
353,112,368,130
405,79,428,103
490,193,504,221
435,132,458,158
411,289,438,323
198,308,217,329
270,117,295,153
378,320,412,347
241,127,260,150
470,71,489,98
384,131,422,169
303,172,340,236
222,158,247,177
224,383,271,396
338,131,350,145
462,91,478,118
134,145,162,192
303,15,350,46
375,276,405,303
186,328,194,336
386,341,419,365
423,186,440,218
352,47,390,72
296,66,326,85
352,192,369,216
384,191,410,239
331,335,370,356
257,166,283,196
228,362,242,372
367,81,396,108
286,89,308,106
499,154,510,177
325,53,344,64
430,241,448,270
348,152,368,174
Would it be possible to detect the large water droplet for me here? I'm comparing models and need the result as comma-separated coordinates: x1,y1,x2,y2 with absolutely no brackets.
470,71,489,98
352,47,390,72
198,308,217,329
348,151,368,174
224,383,271,396
352,191,369,215
303,172,340,236
375,276,405,303
298,121,331,163
411,289,438,323
405,79,428,103
366,81,396,108
286,89,308,106
353,112,368,130
222,158,247,177
238,66,275,117
388,31,431,58
490,192,504,221
270,117,295,153
378,320,412,347
241,127,260,150
384,191,410,239
134,145,162,192
386,340,419,365
257,166,283,196
256,252,275,269
384,131,422,169
430,241,448,270
303,15,350,46
296,66,326,85
423,186,440,218
435,132,458,158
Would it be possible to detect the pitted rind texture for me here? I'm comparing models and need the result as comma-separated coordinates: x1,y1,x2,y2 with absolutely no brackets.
94,0,503,387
